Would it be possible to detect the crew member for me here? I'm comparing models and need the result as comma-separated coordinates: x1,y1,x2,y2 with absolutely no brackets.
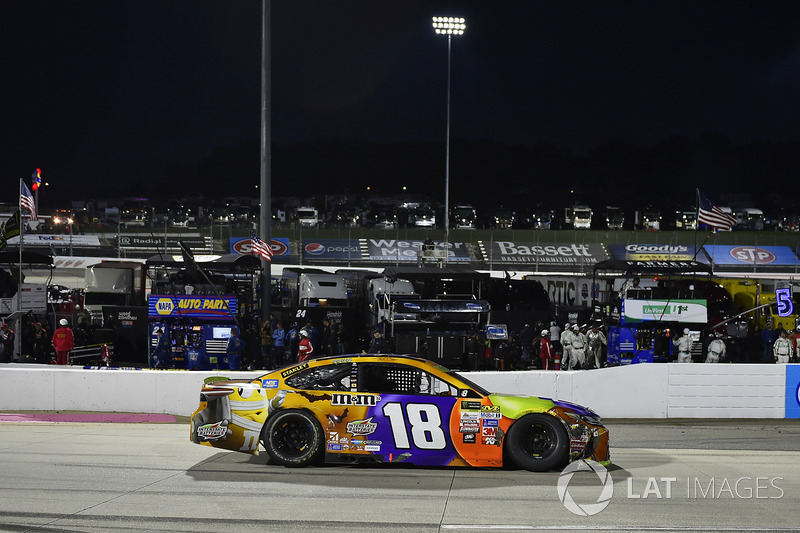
0,323,14,363
298,329,314,362
570,324,587,369
773,329,793,364
153,328,171,369
586,324,607,369
706,332,726,363
560,322,573,371
226,329,246,371
539,329,554,370
674,328,693,363
52,319,75,366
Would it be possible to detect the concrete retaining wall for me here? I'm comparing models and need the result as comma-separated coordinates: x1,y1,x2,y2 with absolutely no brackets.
0,363,795,419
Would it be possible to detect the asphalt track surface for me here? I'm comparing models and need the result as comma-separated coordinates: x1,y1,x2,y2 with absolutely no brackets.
0,419,798,533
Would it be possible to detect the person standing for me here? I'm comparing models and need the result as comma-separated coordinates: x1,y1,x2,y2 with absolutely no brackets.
761,322,776,362
518,324,533,369
570,324,587,369
549,321,561,355
706,333,726,363
674,328,694,363
463,331,481,371
272,322,286,369
773,329,793,364
539,329,554,370
586,324,607,369
0,323,15,363
286,322,300,363
560,322,573,370
297,329,314,362
152,328,171,369
33,321,50,364
260,320,273,369
52,319,74,366
226,329,246,371
320,319,334,356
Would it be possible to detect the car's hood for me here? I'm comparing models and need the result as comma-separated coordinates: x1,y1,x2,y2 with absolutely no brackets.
488,393,598,420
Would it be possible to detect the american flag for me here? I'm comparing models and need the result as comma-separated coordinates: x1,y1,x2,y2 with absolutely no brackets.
20,180,38,221
697,189,734,231
250,229,273,262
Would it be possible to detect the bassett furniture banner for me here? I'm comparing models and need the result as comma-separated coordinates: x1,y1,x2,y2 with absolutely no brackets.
480,242,607,265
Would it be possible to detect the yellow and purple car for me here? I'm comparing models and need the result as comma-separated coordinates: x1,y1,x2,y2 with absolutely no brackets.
190,355,610,471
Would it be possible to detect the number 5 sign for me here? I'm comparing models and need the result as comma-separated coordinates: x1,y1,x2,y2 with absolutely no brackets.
776,288,793,318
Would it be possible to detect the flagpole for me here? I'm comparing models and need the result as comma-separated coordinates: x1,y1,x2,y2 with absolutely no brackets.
692,188,700,262
18,180,24,360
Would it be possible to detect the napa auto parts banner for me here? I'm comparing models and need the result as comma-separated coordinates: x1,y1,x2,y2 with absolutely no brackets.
148,295,237,321
365,239,471,262
230,237,290,257
622,299,708,324
609,243,709,263
480,242,608,265
704,245,799,266
302,239,363,260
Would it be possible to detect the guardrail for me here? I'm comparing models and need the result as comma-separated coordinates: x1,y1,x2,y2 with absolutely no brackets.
1,363,797,419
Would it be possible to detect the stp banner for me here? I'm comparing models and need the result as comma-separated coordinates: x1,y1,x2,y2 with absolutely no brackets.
704,245,799,266
148,295,237,321
230,237,290,257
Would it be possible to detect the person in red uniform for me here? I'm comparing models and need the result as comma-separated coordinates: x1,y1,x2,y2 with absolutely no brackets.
52,319,75,365
297,329,314,362
539,328,554,370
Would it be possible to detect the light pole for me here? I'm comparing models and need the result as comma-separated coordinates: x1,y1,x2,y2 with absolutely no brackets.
432,16,466,259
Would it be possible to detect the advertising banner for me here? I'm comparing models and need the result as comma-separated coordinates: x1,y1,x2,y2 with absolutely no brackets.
481,242,607,266
10,234,102,247
117,236,208,249
365,239,471,262
302,239,363,260
609,243,709,263
148,295,237,321
230,237,290,257
622,299,707,324
704,245,799,266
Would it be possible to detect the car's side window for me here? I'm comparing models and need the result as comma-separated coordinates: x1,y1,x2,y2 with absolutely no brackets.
359,364,458,396
284,364,351,391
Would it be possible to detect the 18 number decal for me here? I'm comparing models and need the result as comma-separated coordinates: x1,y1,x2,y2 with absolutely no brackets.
382,402,447,450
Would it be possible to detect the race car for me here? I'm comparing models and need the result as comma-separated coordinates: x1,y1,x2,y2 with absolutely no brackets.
190,354,610,471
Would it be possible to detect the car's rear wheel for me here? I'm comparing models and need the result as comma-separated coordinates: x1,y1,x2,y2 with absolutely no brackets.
505,413,568,471
262,409,324,467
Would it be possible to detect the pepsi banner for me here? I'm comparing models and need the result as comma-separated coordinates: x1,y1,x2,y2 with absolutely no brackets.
148,295,237,321
302,239,363,260
609,243,709,263
365,239,471,262
704,245,799,266
230,237,290,257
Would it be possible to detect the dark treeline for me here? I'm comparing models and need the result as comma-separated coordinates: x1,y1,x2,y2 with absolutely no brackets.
149,133,800,215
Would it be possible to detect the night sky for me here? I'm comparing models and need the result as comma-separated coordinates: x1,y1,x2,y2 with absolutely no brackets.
3,1,800,206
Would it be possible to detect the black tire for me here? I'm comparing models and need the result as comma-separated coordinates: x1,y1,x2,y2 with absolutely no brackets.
261,409,324,468
505,413,568,472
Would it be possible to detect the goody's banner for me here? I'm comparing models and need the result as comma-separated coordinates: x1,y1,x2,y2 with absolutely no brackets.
148,295,237,321
704,245,799,266
480,242,608,265
365,239,471,262
302,239,363,260
609,243,709,263
230,237,290,256
622,299,707,324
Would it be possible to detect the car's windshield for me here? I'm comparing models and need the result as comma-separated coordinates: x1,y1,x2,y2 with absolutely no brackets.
447,370,491,396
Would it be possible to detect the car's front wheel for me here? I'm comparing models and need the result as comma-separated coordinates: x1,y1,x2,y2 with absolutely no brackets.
261,409,324,467
505,413,568,471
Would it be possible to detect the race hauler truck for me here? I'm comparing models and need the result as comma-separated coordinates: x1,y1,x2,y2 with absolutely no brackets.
733,208,765,231
592,259,735,365
84,261,147,326
295,206,319,228
604,206,625,230
562,205,593,229
452,205,477,229
713,277,799,333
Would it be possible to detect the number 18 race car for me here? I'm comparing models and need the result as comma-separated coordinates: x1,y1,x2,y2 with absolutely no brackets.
190,355,610,471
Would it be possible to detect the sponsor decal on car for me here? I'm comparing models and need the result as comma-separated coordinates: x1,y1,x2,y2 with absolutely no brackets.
364,445,381,452
481,405,500,412
483,419,499,427
463,433,477,444
261,379,279,388
331,393,379,406
281,363,309,378
346,417,379,436
328,443,343,451
196,420,229,441
461,401,482,411
481,412,502,419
